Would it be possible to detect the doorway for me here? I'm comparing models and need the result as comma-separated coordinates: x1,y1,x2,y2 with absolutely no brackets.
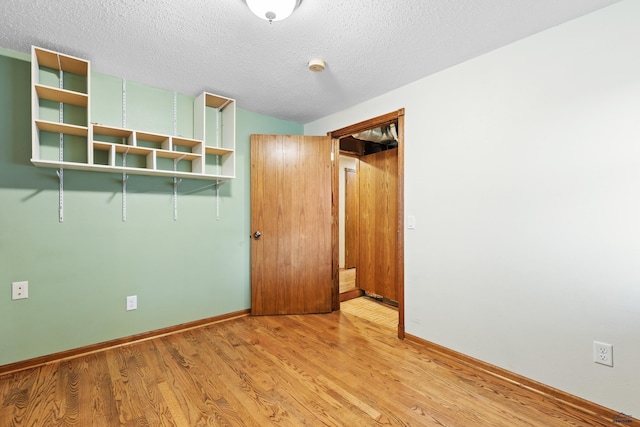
330,109,405,339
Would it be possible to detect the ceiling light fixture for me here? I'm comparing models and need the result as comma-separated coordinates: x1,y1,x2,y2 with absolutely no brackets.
245,0,302,23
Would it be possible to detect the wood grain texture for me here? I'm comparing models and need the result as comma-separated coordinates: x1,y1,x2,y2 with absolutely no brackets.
358,148,399,301
1,298,627,426
331,137,341,312
251,134,333,315
344,167,359,269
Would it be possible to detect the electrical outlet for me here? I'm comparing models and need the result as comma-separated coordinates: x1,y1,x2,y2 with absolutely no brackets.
593,341,613,367
12,281,28,300
126,295,137,311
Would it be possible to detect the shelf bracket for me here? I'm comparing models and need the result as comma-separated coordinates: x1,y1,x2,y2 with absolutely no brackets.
56,169,64,222
173,156,186,221
216,184,220,221
172,91,181,221
173,91,178,137
122,149,129,222
173,176,181,221
122,79,127,128
58,68,64,223
215,110,221,220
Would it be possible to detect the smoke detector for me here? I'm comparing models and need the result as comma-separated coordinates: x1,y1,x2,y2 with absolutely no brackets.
308,58,326,72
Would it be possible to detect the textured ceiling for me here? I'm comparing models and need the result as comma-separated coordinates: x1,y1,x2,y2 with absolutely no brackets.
0,0,621,124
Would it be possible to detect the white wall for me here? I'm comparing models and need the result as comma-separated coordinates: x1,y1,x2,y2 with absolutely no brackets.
306,0,640,415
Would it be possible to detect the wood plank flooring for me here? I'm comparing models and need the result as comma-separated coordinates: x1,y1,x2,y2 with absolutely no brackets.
0,298,615,426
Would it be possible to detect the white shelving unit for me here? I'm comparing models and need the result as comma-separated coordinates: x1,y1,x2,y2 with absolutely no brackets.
194,92,236,179
31,46,91,165
31,47,236,182
91,125,204,179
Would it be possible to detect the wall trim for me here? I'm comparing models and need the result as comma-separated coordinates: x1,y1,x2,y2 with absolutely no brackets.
405,333,638,424
339,288,364,302
0,309,250,376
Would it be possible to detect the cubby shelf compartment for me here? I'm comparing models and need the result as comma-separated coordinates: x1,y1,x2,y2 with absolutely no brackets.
205,146,234,156
91,125,210,177
31,47,236,182
32,47,89,76
92,124,133,139
172,136,201,148
194,92,236,178
31,46,91,164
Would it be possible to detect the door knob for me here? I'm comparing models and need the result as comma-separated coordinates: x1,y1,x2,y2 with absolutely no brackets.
253,231,262,240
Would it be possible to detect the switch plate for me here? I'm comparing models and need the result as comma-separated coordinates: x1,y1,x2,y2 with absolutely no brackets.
126,295,137,311
407,215,416,230
593,341,613,367
12,281,28,300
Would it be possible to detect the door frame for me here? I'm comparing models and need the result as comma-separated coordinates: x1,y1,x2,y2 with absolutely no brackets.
329,109,405,339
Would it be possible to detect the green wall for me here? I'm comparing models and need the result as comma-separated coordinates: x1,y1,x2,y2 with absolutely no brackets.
0,49,302,366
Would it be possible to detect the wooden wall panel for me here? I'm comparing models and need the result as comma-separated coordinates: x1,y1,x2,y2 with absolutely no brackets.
358,148,398,301
345,168,358,269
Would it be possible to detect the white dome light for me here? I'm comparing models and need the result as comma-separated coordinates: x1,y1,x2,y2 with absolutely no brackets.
245,0,301,22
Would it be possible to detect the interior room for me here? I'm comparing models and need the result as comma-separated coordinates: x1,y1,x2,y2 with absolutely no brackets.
1,0,639,425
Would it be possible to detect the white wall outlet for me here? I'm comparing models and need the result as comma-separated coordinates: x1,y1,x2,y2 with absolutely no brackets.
593,341,613,367
12,281,28,300
126,295,137,311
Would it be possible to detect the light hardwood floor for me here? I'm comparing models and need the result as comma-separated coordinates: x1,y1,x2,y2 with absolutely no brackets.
0,298,616,426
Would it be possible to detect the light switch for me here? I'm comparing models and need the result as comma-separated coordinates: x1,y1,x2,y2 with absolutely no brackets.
407,215,416,230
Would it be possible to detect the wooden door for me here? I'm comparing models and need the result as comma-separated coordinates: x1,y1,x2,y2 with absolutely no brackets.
344,168,358,269
358,148,398,301
251,134,334,315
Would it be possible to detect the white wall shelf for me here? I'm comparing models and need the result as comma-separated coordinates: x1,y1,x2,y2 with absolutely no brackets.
31,46,236,182
194,92,236,178
35,120,88,137
34,84,89,107
31,46,91,165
